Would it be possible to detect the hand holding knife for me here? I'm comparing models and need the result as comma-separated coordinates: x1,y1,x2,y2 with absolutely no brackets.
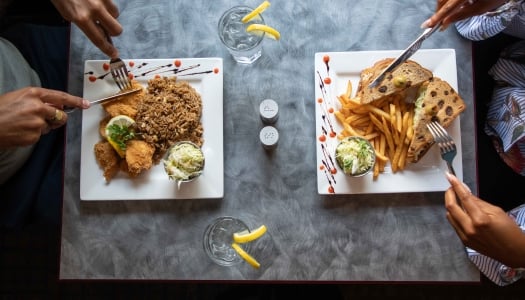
368,0,490,89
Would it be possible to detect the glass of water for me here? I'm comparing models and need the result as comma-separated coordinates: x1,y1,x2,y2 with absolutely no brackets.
203,216,252,266
218,6,265,64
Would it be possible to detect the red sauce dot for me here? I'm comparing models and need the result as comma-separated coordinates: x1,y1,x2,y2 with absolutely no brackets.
88,75,97,82
330,168,337,175
329,131,336,138
317,98,323,103
328,107,334,113
102,63,110,71
319,135,326,142
128,61,135,67
328,186,335,194
319,165,325,171
213,68,219,74
323,55,330,63
324,77,332,84
127,73,134,80
174,60,182,67
154,74,161,79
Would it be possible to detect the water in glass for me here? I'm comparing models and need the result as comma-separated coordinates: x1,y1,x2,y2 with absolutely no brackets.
218,6,265,64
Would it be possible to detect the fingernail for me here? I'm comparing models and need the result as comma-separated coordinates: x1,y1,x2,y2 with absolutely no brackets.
82,99,91,108
420,19,430,29
445,171,454,181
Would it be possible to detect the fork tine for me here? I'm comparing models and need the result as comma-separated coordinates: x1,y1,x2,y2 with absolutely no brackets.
427,121,457,176
426,122,439,141
432,121,456,152
115,68,126,87
427,122,446,152
118,67,132,89
111,69,124,90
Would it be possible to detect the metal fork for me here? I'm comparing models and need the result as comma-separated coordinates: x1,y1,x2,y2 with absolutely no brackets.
426,121,457,175
98,23,132,91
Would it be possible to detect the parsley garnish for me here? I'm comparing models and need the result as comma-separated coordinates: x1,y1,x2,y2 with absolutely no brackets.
107,124,135,150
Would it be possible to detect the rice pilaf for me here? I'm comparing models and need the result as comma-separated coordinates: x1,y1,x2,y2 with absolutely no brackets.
135,77,203,163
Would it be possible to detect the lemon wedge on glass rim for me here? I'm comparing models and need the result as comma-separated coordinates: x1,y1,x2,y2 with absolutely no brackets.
231,243,261,269
241,0,271,23
233,225,267,243
105,115,136,158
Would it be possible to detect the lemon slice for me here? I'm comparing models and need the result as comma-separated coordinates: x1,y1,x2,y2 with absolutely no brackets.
246,24,281,40
241,1,271,23
233,225,267,243
105,115,136,158
231,243,260,269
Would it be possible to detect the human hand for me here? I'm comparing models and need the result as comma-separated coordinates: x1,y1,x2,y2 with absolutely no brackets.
445,172,525,268
50,0,122,58
421,0,508,30
0,87,90,148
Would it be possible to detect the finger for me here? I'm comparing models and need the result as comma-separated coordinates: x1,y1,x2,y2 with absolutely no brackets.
448,0,505,21
96,10,123,37
434,0,468,20
445,172,471,201
77,21,118,58
46,108,68,129
445,172,488,222
42,124,51,135
436,0,448,11
422,0,468,28
445,211,468,242
38,88,90,109
102,0,120,19
444,187,477,245
444,186,470,223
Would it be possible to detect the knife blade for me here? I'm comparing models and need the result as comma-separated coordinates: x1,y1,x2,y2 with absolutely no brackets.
90,87,142,106
368,24,441,89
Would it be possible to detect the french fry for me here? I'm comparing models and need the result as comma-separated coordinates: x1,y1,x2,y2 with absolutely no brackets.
333,83,418,179
345,80,353,99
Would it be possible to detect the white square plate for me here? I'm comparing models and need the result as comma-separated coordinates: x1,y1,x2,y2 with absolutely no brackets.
80,58,224,200
315,49,463,194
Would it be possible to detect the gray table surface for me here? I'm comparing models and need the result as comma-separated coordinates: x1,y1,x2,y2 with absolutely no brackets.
60,0,480,281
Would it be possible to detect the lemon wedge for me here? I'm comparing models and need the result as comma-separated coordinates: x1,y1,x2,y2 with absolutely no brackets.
231,243,260,269
105,115,136,158
233,225,267,243
241,1,271,23
246,24,281,40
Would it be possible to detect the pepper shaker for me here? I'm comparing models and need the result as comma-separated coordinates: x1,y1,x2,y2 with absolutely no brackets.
259,126,279,150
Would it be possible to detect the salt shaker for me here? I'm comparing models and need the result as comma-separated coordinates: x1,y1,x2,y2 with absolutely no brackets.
259,99,279,124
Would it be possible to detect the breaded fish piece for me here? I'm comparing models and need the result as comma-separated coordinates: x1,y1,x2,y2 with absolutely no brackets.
102,81,145,119
125,140,155,177
99,116,110,139
94,141,120,181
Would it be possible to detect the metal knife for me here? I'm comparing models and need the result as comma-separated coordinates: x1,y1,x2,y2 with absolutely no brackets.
64,87,142,113
90,87,142,106
368,24,441,88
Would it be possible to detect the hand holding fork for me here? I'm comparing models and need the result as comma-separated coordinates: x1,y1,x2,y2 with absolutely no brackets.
64,23,133,113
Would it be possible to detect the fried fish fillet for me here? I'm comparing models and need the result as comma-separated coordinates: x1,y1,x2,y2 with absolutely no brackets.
102,81,145,119
94,141,120,181
125,139,155,177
